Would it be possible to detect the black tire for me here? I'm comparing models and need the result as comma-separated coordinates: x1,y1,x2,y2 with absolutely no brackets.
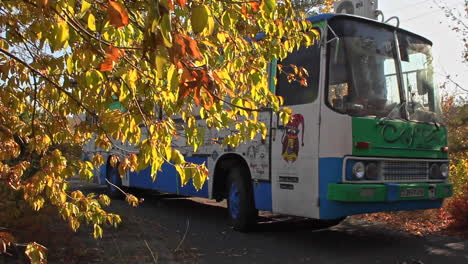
106,162,123,199
226,167,258,232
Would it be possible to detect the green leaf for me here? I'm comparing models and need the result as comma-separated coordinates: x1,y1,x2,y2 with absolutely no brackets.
261,0,277,18
191,5,209,33
221,9,238,28
160,14,172,47
167,64,179,92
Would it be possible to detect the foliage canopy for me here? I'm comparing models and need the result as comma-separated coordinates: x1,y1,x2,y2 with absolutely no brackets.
0,0,318,261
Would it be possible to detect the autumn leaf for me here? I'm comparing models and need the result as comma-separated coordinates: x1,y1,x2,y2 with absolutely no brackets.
99,58,114,71
99,46,124,72
184,36,203,61
0,0,315,260
25,242,47,264
167,0,174,11
173,34,203,61
36,0,49,8
0,232,14,254
108,1,129,28
175,0,187,8
250,2,260,12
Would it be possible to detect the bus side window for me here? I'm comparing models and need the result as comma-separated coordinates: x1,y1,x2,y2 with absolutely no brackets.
276,43,321,105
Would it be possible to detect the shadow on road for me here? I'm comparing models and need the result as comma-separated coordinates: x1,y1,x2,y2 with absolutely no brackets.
79,183,468,264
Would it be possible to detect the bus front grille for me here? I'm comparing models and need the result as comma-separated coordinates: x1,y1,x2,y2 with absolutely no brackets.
382,160,429,181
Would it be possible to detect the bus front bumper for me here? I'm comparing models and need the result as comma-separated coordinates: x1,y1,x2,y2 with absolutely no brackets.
328,182,453,202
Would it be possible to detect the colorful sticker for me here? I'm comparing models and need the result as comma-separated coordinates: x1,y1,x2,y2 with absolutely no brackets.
282,114,305,163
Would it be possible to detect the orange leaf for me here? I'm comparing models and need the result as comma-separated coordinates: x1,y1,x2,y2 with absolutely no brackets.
241,4,248,17
225,87,235,97
204,91,214,109
193,87,201,105
175,0,186,7
250,2,260,12
99,58,114,71
108,1,129,28
180,67,196,83
183,35,203,61
173,34,187,57
106,45,124,62
173,34,203,61
178,86,191,100
167,0,174,10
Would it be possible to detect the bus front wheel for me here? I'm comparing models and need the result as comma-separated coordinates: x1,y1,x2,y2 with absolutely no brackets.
226,167,258,232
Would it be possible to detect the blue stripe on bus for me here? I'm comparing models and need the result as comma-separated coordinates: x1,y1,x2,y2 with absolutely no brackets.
99,163,107,184
253,182,272,211
128,157,209,198
319,158,443,219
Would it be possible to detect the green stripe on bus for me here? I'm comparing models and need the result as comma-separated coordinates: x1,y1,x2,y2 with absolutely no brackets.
328,183,453,202
352,117,448,159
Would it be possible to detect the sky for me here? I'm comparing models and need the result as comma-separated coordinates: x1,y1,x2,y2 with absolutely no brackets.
378,0,467,98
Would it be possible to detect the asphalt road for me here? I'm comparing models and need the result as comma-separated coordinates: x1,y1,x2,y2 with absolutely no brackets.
78,182,468,264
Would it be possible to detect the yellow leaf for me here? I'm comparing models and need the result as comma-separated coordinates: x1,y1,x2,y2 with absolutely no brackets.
81,0,91,13
88,13,96,31
93,224,103,239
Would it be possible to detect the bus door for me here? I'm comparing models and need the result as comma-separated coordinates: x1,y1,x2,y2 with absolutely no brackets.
270,43,322,218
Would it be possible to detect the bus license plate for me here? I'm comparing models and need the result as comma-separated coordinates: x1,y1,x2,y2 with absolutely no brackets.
400,188,425,198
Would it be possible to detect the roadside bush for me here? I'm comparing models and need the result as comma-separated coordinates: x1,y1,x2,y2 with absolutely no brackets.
449,153,468,197
445,183,468,230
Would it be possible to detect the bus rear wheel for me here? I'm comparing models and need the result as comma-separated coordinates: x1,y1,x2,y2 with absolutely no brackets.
226,167,258,232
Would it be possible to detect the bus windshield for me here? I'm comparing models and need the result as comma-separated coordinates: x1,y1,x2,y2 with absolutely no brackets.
327,17,442,123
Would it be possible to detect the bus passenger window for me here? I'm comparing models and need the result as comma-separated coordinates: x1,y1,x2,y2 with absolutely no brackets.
276,44,321,105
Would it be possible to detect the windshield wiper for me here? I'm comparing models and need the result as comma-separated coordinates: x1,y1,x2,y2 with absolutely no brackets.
377,101,407,125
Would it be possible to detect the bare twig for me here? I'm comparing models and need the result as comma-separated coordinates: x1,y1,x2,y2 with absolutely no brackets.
110,233,124,262
105,178,129,197
445,76,468,93
144,240,158,264
174,218,190,252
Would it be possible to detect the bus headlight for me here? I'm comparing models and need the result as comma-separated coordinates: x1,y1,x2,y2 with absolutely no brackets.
365,162,379,180
352,162,365,179
440,164,449,178
430,163,440,179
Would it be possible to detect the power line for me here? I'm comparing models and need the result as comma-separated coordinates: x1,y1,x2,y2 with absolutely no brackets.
405,9,441,21
385,0,460,15
404,1,462,21
386,0,431,13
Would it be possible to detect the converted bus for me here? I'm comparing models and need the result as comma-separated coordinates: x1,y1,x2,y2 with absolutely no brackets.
85,14,453,231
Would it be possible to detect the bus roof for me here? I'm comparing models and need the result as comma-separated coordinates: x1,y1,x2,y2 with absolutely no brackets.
254,13,431,45
306,13,432,45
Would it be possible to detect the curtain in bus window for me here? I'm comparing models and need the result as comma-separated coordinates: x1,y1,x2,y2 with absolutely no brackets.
276,44,321,105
